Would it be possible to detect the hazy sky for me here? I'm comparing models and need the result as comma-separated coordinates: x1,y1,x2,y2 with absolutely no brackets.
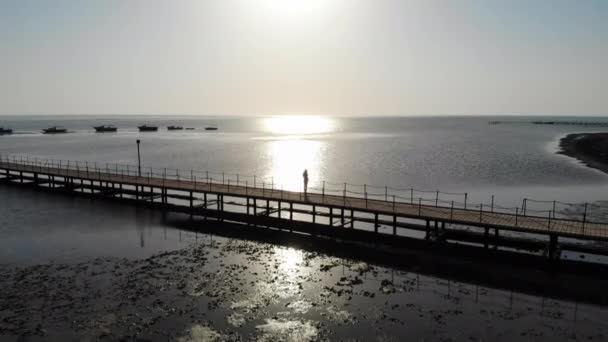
1,0,606,116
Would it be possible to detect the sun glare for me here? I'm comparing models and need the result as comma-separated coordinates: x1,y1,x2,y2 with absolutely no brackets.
260,0,329,17
264,116,334,135
267,139,325,191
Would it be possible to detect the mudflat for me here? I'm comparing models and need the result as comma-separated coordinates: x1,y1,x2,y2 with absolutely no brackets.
560,133,608,175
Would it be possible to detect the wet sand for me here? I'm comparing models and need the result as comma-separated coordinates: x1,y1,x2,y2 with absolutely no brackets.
560,133,608,175
1,222,608,341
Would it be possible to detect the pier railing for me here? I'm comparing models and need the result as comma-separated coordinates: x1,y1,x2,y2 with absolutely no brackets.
1,154,605,226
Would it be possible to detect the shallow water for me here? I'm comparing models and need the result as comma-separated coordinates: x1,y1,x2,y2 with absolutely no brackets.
2,230,607,341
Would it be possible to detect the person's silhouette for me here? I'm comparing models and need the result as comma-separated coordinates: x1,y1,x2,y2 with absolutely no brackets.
302,169,309,195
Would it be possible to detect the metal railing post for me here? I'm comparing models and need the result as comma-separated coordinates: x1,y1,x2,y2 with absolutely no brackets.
435,191,439,207
582,203,588,234
450,200,454,220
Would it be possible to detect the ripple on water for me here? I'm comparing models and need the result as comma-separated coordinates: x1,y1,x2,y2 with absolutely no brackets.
286,300,313,314
227,312,247,327
177,324,222,342
326,306,355,324
256,319,319,342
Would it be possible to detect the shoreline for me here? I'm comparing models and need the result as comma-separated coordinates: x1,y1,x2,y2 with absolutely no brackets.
559,132,608,175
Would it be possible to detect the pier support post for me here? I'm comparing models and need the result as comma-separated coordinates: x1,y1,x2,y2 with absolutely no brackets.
312,204,315,223
266,200,270,229
484,228,489,249
189,191,194,219
393,216,397,235
19,171,23,184
425,220,430,240
246,197,250,226
548,234,559,260
220,194,224,222
341,208,345,227
289,202,293,232
350,210,354,228
329,208,333,226
289,202,293,222
374,213,379,233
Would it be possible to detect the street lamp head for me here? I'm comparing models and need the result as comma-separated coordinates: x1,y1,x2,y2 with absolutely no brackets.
136,139,140,144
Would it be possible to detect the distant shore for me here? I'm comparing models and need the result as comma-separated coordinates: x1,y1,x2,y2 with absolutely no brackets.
559,132,608,174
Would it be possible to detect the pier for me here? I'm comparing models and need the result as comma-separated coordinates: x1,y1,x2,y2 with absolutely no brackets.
2,155,608,260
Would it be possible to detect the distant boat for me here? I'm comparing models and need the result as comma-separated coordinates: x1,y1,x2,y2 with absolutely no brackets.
205,127,218,131
167,125,184,130
185,127,195,130
138,125,158,132
43,126,68,134
93,125,117,132
0,127,13,135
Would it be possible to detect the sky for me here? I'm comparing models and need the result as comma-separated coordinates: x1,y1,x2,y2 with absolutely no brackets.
0,0,606,116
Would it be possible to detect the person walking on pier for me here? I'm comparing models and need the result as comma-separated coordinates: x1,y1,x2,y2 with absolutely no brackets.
303,169,309,196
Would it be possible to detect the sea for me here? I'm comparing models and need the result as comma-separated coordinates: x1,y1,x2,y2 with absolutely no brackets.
2,115,608,341
1,115,608,264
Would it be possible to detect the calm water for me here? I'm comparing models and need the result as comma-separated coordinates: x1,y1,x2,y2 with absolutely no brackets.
1,115,608,263
2,115,608,341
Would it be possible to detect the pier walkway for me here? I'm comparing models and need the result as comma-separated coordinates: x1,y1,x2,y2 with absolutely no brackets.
2,156,608,259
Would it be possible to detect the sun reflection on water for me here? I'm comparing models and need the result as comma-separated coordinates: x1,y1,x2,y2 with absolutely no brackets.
263,116,335,135
263,116,332,192
267,139,325,192
276,248,304,278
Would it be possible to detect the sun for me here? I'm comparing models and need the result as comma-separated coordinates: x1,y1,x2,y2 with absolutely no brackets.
259,0,330,18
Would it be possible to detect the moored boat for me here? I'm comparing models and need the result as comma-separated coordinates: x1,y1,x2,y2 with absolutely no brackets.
205,127,218,131
138,125,158,132
0,127,13,135
167,125,184,130
93,125,117,132
42,126,68,134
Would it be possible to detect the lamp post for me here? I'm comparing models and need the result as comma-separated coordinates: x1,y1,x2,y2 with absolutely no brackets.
136,139,141,177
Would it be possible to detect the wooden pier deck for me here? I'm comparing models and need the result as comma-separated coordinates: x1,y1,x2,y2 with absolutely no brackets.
2,157,608,259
